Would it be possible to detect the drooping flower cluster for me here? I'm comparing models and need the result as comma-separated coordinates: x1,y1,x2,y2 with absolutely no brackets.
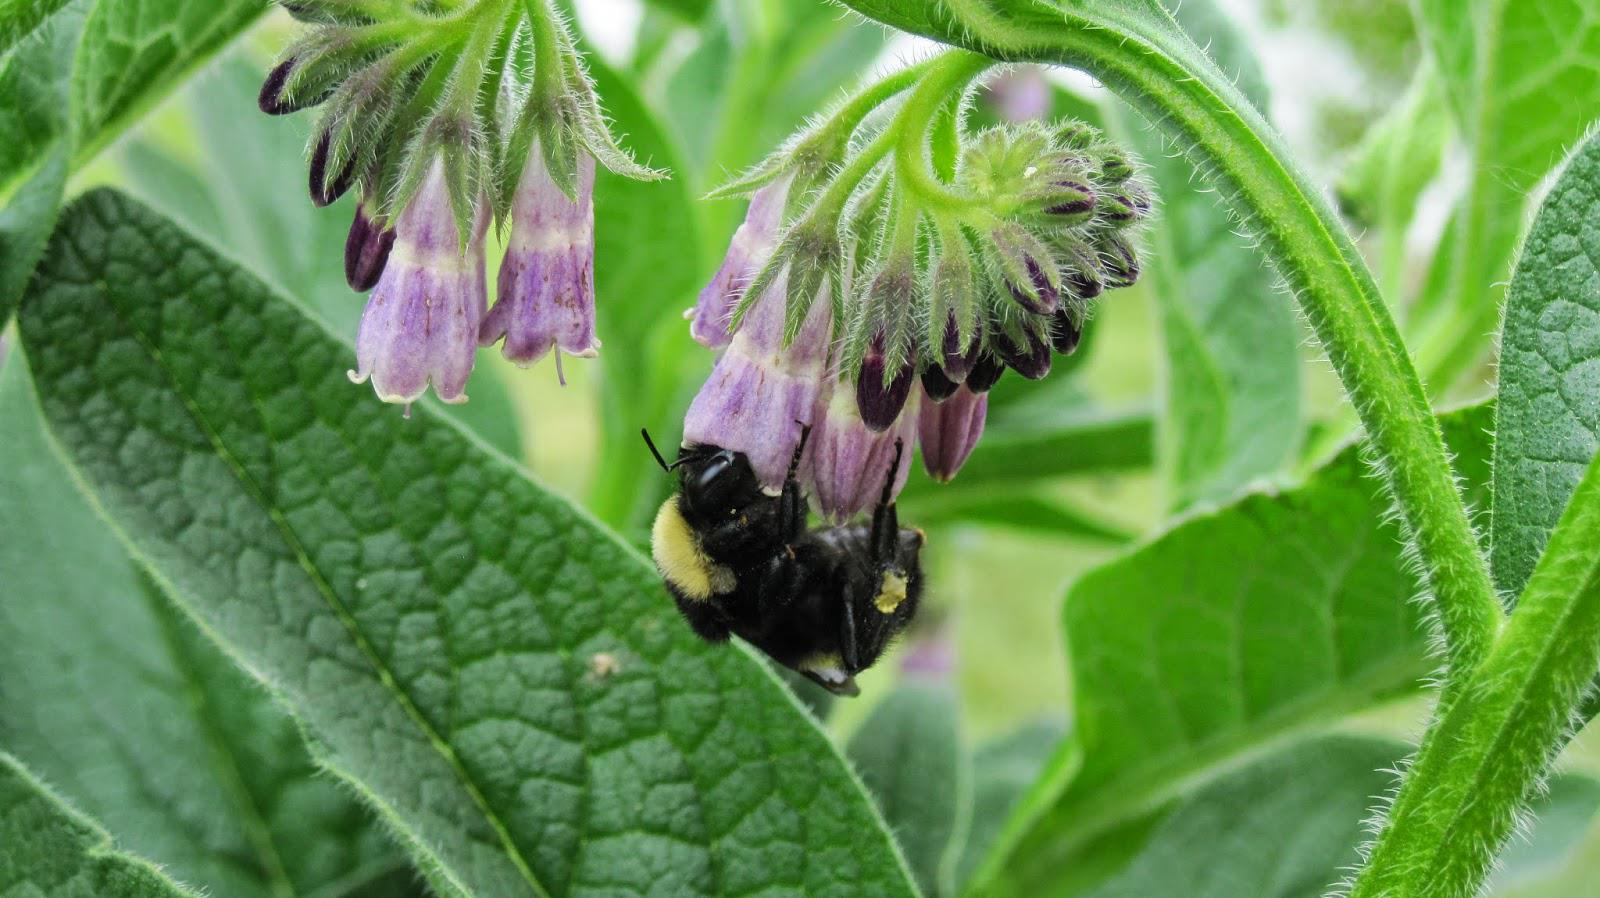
258,0,655,407
682,55,1151,519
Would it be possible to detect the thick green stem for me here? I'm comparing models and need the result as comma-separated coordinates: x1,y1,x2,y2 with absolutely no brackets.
859,0,1502,675
1350,454,1600,898
889,50,991,215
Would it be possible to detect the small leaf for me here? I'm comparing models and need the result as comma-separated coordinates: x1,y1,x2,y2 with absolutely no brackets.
0,354,422,898
1492,129,1600,599
0,751,204,898
976,402,1496,896
848,681,970,898
18,189,918,898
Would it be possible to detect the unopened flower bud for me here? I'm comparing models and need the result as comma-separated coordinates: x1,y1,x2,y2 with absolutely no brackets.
480,149,599,365
1057,236,1105,300
965,350,1005,393
807,376,919,521
992,225,1061,315
681,273,833,492
349,160,487,405
690,173,793,348
856,328,917,432
1098,233,1142,288
309,129,357,207
1100,183,1152,227
1050,308,1082,355
938,313,982,384
258,58,300,115
344,204,396,292
1043,179,1097,222
919,384,987,482
1098,148,1135,183
921,365,960,403
997,326,1052,380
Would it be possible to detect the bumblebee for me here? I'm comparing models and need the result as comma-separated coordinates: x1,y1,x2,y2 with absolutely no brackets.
644,427,924,696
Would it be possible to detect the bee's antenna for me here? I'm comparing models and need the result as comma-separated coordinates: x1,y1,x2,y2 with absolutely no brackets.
641,428,673,474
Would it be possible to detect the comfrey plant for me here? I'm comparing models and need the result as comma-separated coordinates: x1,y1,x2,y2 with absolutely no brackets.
684,51,1150,518
258,0,656,406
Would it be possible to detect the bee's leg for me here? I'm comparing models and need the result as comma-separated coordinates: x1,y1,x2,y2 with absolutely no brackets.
669,591,731,642
776,423,812,543
868,438,906,569
755,546,806,617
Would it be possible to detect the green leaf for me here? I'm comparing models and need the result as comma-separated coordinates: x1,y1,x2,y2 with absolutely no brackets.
1123,0,1302,511
848,681,970,898
954,721,1066,893
975,402,1496,896
0,751,205,898
0,0,71,55
1489,774,1600,894
1492,130,1600,599
68,0,266,168
1412,0,1600,388
1075,736,1404,898
18,189,918,898
0,0,265,327
0,354,421,898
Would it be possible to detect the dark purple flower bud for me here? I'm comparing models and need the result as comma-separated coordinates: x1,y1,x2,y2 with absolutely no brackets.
806,375,919,522
1044,180,1097,221
480,149,599,365
856,329,916,432
1050,308,1082,355
681,272,833,492
1060,238,1105,300
258,58,298,115
965,350,1005,393
919,383,987,482
996,327,1052,380
310,130,357,207
689,173,792,348
344,204,396,292
1099,234,1142,288
1007,256,1061,315
921,364,959,403
348,160,487,405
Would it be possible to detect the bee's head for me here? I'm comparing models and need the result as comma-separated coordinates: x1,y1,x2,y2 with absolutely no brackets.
804,529,926,696
642,430,770,523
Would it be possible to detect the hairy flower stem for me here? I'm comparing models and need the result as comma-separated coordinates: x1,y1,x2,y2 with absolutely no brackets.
891,51,992,215
874,0,1503,671
1349,454,1600,898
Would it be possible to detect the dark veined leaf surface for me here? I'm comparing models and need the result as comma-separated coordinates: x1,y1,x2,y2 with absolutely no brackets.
847,681,970,898
0,355,422,898
0,752,204,898
16,189,917,898
974,403,1497,896
1128,0,1302,511
1492,130,1600,599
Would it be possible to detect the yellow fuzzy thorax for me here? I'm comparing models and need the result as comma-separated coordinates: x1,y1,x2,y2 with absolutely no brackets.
651,498,736,601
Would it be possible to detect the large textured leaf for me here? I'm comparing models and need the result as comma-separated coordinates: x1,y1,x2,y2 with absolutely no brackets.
1128,0,1301,510
17,189,917,898
119,52,521,460
1492,131,1600,598
0,0,71,55
848,681,969,898
1412,0,1600,385
973,403,1496,896
954,721,1066,893
0,752,203,898
0,355,419,898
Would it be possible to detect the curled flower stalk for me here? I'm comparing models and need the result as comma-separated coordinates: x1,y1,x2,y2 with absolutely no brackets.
681,50,1152,516
258,0,659,407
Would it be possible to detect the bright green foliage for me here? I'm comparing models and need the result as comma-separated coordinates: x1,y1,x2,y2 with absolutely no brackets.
1128,0,1301,510
1492,131,1600,598
0,752,204,898
0,0,264,325
1351,451,1600,898
0,0,71,55
848,681,969,898
979,402,1494,896
954,721,1064,892
1411,0,1600,386
16,189,917,898
0,356,421,898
